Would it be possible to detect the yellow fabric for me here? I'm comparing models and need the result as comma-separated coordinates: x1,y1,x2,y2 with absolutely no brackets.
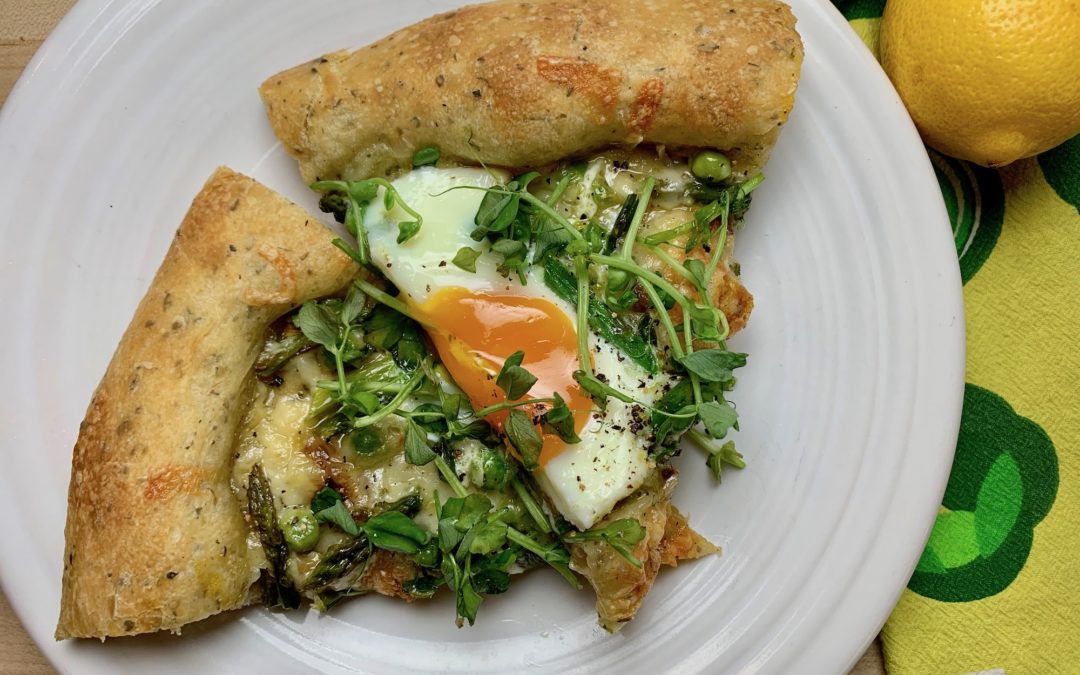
881,159,1080,674
832,5,1079,672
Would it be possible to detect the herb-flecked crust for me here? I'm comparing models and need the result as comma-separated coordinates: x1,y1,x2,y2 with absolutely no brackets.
259,0,803,182
55,168,357,639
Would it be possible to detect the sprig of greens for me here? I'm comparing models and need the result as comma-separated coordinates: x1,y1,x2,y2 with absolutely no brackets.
562,518,647,568
279,149,764,626
312,178,427,265
495,350,538,400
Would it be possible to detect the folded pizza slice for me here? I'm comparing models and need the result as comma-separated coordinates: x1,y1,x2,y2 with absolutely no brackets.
56,167,358,638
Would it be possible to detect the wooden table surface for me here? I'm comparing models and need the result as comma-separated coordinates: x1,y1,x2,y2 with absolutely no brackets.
0,1,887,673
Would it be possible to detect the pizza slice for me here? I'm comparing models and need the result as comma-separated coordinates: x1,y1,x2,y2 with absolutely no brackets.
57,0,801,639
55,167,358,638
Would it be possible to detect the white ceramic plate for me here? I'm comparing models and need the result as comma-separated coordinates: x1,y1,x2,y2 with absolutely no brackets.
0,0,963,672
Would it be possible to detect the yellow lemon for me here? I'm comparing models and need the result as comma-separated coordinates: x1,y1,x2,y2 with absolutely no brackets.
880,0,1080,167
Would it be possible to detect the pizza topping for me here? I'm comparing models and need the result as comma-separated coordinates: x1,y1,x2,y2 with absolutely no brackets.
689,149,734,183
236,145,755,628
278,507,320,553
411,146,440,168
246,464,301,609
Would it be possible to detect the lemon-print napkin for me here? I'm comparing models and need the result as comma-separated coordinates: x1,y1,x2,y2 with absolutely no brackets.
831,1,1078,672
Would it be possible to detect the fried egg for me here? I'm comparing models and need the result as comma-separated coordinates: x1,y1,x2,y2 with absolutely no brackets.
363,166,668,529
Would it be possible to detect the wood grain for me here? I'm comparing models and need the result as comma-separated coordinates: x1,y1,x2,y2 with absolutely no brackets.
0,0,887,672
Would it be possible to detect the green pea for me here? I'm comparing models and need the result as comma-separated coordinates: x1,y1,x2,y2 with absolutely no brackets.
478,448,511,491
690,151,733,183
278,507,320,552
411,146,440,167
349,427,383,456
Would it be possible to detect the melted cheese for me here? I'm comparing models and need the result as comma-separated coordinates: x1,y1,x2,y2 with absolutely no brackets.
232,352,447,535
232,353,326,509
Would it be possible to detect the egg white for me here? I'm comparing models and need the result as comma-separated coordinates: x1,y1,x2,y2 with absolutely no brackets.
363,166,668,529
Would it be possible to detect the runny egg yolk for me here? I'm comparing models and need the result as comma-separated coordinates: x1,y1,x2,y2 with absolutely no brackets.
416,287,591,467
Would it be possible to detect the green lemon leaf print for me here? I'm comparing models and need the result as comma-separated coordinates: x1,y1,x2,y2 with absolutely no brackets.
929,150,1005,285
830,0,885,20
1038,132,1080,214
909,384,1058,602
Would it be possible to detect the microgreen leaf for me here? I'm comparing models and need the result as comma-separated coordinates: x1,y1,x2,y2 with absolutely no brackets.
439,517,464,552
721,441,746,468
467,521,509,555
690,304,723,342
312,488,361,537
697,400,738,439
363,306,410,350
347,180,380,204
397,220,421,244
295,301,341,353
441,554,483,626
491,238,527,257
341,284,368,327
474,189,518,234
363,510,431,554
351,391,381,415
311,487,344,513
496,351,538,400
706,440,746,482
677,349,748,383
411,402,449,433
562,518,646,568
491,237,529,279
452,246,482,272
651,379,697,447
542,393,580,444
685,259,706,289
404,419,437,465
471,553,513,594
533,215,573,261
504,408,543,470
441,393,463,420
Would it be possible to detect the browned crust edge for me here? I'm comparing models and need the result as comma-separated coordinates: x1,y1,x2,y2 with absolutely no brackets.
259,0,803,181
55,168,357,639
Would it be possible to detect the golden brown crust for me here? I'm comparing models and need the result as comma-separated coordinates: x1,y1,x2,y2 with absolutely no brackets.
569,468,719,632
56,168,357,639
360,551,422,601
657,504,721,567
636,215,754,336
260,0,803,181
